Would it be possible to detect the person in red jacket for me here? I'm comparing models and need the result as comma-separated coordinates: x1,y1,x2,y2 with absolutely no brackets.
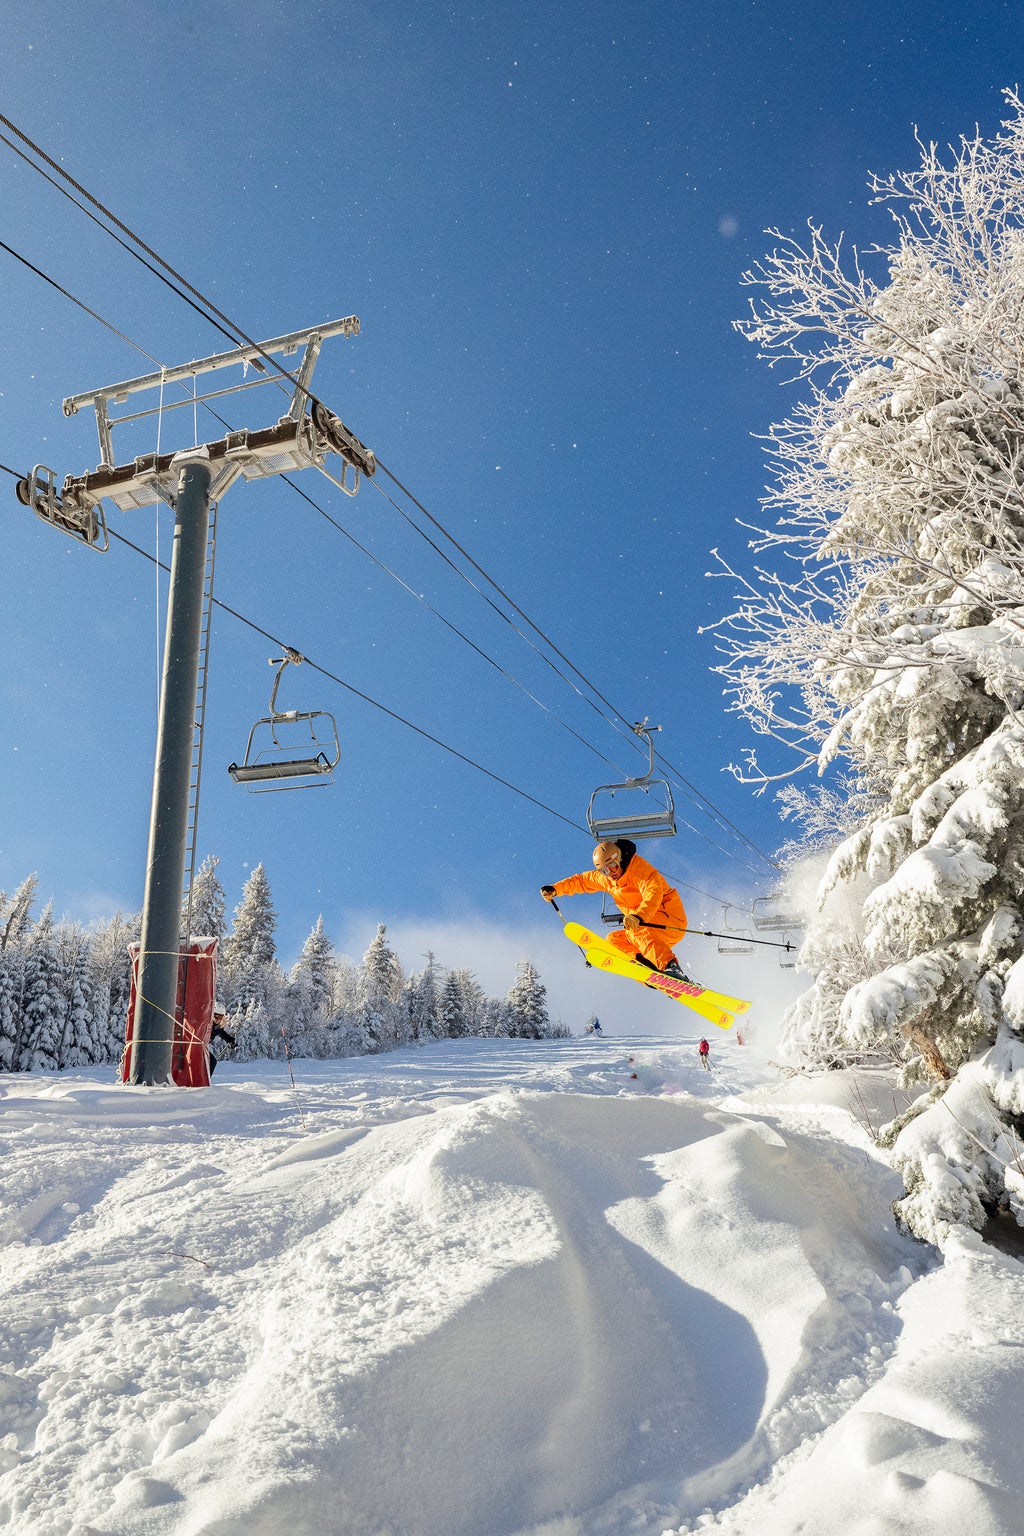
698,1037,710,1070
541,839,690,978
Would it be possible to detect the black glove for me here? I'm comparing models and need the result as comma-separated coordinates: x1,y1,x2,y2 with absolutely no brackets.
540,885,556,901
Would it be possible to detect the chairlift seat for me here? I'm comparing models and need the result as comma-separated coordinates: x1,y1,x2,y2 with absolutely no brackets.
228,750,335,785
588,804,678,840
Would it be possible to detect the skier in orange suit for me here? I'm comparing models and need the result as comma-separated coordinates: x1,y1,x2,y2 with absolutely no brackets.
541,839,689,978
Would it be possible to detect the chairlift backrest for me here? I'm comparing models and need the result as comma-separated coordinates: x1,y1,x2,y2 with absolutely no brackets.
228,650,341,793
587,720,676,841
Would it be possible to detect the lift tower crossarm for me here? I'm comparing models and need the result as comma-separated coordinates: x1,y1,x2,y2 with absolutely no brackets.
62,316,361,467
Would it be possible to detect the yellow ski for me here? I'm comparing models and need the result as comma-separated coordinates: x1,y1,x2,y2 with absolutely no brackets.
562,920,750,1016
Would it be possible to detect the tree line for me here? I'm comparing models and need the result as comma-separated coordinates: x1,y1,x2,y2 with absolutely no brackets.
0,857,566,1075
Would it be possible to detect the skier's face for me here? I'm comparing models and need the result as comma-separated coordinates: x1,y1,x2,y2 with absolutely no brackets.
597,857,621,877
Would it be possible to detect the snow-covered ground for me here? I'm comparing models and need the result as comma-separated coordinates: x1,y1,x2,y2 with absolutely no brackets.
3,1028,1024,1536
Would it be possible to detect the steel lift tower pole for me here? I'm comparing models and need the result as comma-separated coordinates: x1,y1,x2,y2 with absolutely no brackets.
15,318,376,1085
133,453,213,1083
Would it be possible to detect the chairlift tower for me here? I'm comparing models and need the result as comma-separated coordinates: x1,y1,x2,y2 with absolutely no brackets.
15,319,375,1085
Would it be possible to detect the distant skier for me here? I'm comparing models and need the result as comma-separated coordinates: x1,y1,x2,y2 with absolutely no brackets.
592,1020,603,1036
541,839,690,979
698,1037,710,1071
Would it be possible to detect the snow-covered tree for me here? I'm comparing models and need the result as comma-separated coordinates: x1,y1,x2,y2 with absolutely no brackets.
18,927,65,1071
438,970,469,1039
90,912,139,1066
224,864,277,967
57,925,98,1067
506,960,549,1039
222,863,280,1013
718,91,1024,1243
1,873,38,952
185,854,227,942
290,915,338,1026
0,948,22,1070
404,951,442,1042
357,924,404,1053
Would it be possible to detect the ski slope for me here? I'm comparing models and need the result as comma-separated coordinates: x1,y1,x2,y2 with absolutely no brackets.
3,1033,1024,1535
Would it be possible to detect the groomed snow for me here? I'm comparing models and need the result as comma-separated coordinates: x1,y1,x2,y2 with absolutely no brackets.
3,1031,1024,1535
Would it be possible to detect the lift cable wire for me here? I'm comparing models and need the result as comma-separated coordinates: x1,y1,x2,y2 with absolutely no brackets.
0,243,767,875
0,456,770,912
0,113,777,870
0,126,246,352
376,460,779,869
0,233,644,791
104,514,774,910
103,523,589,835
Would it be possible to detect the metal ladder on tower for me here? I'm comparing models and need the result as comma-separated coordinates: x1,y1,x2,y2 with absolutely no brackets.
181,500,220,949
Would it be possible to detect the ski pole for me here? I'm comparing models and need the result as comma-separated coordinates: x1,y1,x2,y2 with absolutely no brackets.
543,894,593,968
638,919,797,953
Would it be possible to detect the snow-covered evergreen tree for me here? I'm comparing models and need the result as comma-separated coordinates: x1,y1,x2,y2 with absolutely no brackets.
90,912,139,1067
222,863,280,1013
18,927,65,1071
185,854,227,941
0,947,22,1071
438,969,469,1039
404,951,442,1042
290,916,337,1025
357,924,404,1053
57,925,98,1067
452,969,486,1037
717,91,1024,1244
0,873,38,952
506,960,549,1039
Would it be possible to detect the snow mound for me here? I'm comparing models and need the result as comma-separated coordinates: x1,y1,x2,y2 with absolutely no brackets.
1,1039,1023,1535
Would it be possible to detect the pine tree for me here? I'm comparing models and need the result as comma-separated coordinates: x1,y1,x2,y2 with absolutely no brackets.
358,923,404,1053
57,925,98,1067
451,969,486,1036
225,864,277,966
223,864,279,1013
0,948,21,1071
506,960,549,1039
717,91,1024,1243
186,854,227,941
18,928,65,1071
290,915,337,1024
438,970,468,1039
405,951,442,1042
0,873,38,952
90,912,139,1067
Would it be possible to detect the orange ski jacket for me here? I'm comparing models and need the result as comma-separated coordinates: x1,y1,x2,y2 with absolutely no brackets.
552,845,687,935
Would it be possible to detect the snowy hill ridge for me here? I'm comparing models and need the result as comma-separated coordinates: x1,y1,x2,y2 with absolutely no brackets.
3,1037,1024,1535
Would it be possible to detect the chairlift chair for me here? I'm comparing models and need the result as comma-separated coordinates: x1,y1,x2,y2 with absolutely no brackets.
228,650,340,792
751,891,802,932
717,905,754,955
587,720,676,842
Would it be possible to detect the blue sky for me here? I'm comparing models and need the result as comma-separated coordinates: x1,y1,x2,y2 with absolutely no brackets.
1,0,1020,1030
